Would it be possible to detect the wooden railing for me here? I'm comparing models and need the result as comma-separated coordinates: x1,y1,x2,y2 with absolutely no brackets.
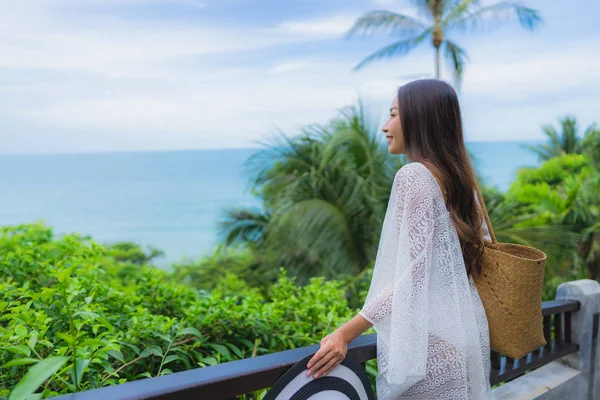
54,299,581,400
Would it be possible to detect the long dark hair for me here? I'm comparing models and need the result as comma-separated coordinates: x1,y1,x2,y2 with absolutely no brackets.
397,78,484,278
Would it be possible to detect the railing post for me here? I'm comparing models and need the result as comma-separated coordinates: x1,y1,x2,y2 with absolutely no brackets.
556,279,600,400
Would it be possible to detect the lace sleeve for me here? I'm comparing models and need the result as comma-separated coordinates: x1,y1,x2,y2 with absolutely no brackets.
359,282,394,325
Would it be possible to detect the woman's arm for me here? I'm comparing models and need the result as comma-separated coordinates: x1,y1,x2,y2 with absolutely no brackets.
305,315,372,378
338,313,374,343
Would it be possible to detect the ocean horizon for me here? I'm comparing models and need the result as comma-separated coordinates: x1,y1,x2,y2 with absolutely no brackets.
0,141,542,265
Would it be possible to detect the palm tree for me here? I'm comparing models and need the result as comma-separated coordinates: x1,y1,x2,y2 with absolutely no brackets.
524,115,598,162
345,0,541,86
217,100,401,284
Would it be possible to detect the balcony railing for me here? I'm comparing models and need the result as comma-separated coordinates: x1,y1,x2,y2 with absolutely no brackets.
53,298,581,400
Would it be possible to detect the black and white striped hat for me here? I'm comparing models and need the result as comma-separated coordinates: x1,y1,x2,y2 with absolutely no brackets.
263,353,377,400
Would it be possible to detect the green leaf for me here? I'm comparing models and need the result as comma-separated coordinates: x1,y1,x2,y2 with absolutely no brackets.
224,343,243,358
163,354,181,365
208,343,230,358
151,331,171,342
56,269,71,283
107,350,124,363
6,345,31,357
9,356,68,400
238,338,255,351
74,311,100,321
198,356,218,366
57,333,75,346
180,327,203,338
15,325,28,339
3,358,39,368
140,346,163,358
78,338,105,347
119,342,140,356
70,358,90,387
27,334,38,351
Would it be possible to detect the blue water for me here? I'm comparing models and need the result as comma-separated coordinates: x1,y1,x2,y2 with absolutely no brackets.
0,142,541,264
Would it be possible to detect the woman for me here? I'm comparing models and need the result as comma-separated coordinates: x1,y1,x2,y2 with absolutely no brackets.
305,79,493,399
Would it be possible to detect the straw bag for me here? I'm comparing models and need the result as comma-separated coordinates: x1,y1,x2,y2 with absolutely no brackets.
472,183,547,360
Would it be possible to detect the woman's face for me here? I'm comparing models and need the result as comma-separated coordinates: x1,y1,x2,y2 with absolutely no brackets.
383,96,404,154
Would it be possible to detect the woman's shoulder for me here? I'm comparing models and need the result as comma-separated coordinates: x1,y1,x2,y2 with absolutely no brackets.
395,162,449,216
394,161,436,186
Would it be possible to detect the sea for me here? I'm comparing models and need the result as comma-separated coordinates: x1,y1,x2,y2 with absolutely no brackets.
0,142,542,266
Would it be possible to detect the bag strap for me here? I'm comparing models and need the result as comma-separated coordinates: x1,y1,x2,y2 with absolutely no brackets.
474,181,498,244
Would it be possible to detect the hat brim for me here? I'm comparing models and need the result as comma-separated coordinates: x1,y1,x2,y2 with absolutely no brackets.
263,353,377,400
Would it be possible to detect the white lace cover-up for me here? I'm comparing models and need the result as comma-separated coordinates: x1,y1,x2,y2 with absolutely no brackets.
358,162,493,400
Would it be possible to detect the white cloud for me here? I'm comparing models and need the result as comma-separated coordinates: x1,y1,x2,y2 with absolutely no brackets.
271,14,358,36
463,42,600,101
0,2,352,80
268,60,317,74
0,25,311,80
372,0,400,7
0,1,599,153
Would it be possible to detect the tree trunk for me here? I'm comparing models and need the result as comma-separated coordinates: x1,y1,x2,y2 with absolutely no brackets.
435,46,440,79
432,23,443,79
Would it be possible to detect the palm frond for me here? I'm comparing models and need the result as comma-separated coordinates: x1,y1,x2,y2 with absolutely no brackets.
352,28,432,71
499,225,581,261
264,197,363,278
217,207,270,246
442,0,478,26
447,1,542,33
524,115,587,162
409,0,466,20
541,124,561,146
344,10,427,39
522,142,555,162
443,39,469,88
557,115,581,154
584,122,599,138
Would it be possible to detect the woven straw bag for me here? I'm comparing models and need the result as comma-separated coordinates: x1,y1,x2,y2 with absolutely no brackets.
472,183,547,360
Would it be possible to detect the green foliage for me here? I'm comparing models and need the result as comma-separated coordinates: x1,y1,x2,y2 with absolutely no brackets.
170,243,277,296
106,241,164,265
510,154,590,188
524,115,596,162
582,124,600,169
0,224,355,399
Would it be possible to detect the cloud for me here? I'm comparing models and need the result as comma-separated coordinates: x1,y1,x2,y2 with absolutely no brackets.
268,60,317,74
0,24,308,80
269,5,423,38
0,0,599,153
270,14,358,36
463,41,600,101
372,0,397,5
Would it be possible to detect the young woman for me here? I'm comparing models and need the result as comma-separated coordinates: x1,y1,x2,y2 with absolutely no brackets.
305,79,493,399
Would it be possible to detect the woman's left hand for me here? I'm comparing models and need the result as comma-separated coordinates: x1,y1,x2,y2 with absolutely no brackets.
306,331,348,378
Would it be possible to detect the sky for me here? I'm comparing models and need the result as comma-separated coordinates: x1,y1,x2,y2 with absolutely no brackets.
1,0,599,154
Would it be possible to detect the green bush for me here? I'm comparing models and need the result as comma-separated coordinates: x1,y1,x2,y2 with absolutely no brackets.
0,223,355,399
